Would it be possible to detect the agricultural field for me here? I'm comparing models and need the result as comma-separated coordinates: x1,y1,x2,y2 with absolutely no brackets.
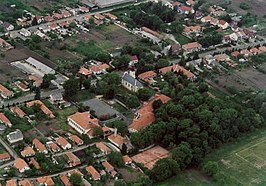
207,0,266,19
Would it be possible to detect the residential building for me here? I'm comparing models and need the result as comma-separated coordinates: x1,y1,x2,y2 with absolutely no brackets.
0,38,13,50
6,180,17,186
37,176,54,186
171,43,181,56
86,166,101,181
66,152,81,167
21,147,35,157
29,157,40,170
69,135,84,146
159,64,196,80
7,130,23,144
46,141,61,153
33,138,48,154
102,161,117,177
10,107,26,118
59,174,71,186
96,142,111,155
123,155,132,165
56,136,72,150
214,54,230,62
14,158,30,173
18,180,34,186
122,71,143,92
182,42,202,54
26,100,55,118
0,113,12,127
0,84,14,99
67,112,99,137
138,71,157,84
0,152,11,162
108,134,125,149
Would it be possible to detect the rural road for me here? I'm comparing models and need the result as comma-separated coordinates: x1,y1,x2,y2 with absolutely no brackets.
0,137,18,159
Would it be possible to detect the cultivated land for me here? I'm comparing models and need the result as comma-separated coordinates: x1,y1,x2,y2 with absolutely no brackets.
207,0,266,19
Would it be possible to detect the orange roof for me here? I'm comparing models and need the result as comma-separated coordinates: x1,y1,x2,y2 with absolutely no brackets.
99,63,110,70
138,71,157,82
214,54,229,62
59,174,72,186
10,107,26,118
129,94,170,132
159,64,195,79
86,166,101,180
37,176,54,186
6,180,17,186
68,169,83,177
69,135,83,145
108,134,125,146
182,42,201,50
0,113,11,126
26,100,55,118
78,67,91,76
104,13,117,20
47,141,60,152
0,84,13,97
66,152,81,166
250,48,261,55
231,51,240,57
123,155,132,163
68,112,99,131
30,157,40,170
21,146,35,157
142,27,160,37
14,158,29,171
94,13,105,20
259,46,266,53
0,152,10,160
18,180,34,186
33,138,47,153
57,136,70,147
96,142,111,153
183,25,202,33
131,146,169,169
102,161,114,172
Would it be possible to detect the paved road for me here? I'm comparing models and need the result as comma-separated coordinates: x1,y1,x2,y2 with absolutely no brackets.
0,138,18,159
0,88,63,108
53,143,92,157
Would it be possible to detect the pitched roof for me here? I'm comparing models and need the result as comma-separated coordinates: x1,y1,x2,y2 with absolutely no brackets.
78,67,91,76
68,112,99,130
14,158,29,171
47,141,61,152
102,161,114,172
123,155,132,163
138,71,157,81
0,84,13,97
57,136,70,147
18,180,34,186
182,42,201,50
30,157,40,170
10,107,26,118
96,142,111,153
33,138,47,153
108,134,125,146
0,152,10,160
59,174,72,186
86,166,101,180
0,113,11,126
26,100,55,118
21,146,35,157
122,73,143,88
231,51,240,57
37,176,54,186
69,135,84,145
6,180,17,186
66,152,81,165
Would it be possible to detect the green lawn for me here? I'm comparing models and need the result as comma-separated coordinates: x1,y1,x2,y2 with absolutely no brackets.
55,106,78,132
174,34,192,45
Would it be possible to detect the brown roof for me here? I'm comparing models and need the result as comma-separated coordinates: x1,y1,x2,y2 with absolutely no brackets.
0,152,10,160
159,64,195,79
26,100,55,118
231,51,240,57
14,158,29,171
142,27,160,37
138,71,157,83
214,54,230,62
86,166,101,180
78,67,91,76
131,146,169,169
57,136,70,148
96,142,111,154
37,176,54,186
108,134,125,146
104,13,117,20
66,152,81,166
68,112,99,131
47,141,61,152
6,180,17,186
69,135,83,145
33,138,47,153
21,146,35,157
59,174,72,186
123,155,132,163
10,107,26,118
0,84,13,97
30,157,40,170
18,180,34,186
102,161,114,172
0,113,11,126
182,42,201,50
259,46,266,53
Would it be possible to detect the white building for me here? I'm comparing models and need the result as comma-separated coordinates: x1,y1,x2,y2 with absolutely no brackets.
121,71,143,92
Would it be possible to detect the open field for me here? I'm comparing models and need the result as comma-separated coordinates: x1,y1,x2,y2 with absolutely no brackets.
207,0,266,19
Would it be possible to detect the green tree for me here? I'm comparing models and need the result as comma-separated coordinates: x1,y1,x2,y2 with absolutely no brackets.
107,151,124,167
70,173,83,186
137,88,153,101
202,161,219,177
63,77,80,97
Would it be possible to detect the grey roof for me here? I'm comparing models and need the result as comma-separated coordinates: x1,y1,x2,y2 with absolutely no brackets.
122,73,143,88
82,98,119,118
7,130,23,141
25,57,55,74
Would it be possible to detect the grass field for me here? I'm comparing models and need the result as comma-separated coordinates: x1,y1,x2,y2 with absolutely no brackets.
158,127,266,186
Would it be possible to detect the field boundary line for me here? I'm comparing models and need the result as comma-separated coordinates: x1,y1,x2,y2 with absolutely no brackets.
237,139,266,156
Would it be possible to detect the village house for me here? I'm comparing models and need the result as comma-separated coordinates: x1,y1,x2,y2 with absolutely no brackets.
231,51,240,58
78,67,92,77
182,42,202,54
122,71,143,92
178,5,195,14
138,71,157,84
67,112,99,138
21,146,35,158
86,166,101,181
186,0,195,6
214,54,230,62
7,130,23,144
46,141,61,153
183,25,203,34
102,161,117,178
0,113,12,127
26,100,55,118
218,20,229,30
59,174,71,186
108,133,126,149
30,157,40,170
139,27,161,44
123,155,132,165
37,176,54,186
94,13,105,20
69,135,84,146
10,106,26,118
209,5,227,17
0,84,14,99
241,49,252,58
18,179,34,186
104,13,118,20
0,152,11,163
6,180,17,186
259,46,266,53
56,136,72,150
89,62,110,75
129,94,170,133
15,81,30,92
2,22,14,31
171,43,181,56
0,38,13,50
159,64,196,80
33,138,48,154
96,142,111,156
14,158,30,173
66,152,81,167
129,55,139,66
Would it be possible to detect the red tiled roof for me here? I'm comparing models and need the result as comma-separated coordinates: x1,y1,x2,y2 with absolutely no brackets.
68,112,99,131
33,138,47,153
10,107,26,118
86,166,101,180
